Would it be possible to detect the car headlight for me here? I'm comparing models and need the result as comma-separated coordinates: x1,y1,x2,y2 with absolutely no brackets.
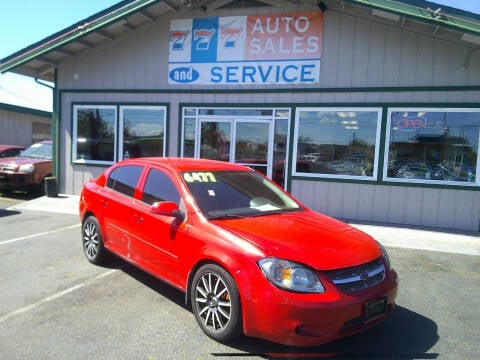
258,258,325,293
19,164,35,173
377,242,391,270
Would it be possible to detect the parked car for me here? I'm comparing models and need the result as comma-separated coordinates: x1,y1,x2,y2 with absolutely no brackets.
79,158,398,347
0,145,25,158
0,141,52,194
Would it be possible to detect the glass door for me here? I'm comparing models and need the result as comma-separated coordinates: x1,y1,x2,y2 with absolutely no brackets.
187,108,291,188
199,120,232,161
233,120,273,177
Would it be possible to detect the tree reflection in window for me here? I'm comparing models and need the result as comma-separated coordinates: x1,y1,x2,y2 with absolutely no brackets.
75,107,116,162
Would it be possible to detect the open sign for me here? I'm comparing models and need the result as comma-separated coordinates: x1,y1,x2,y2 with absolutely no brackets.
396,116,428,129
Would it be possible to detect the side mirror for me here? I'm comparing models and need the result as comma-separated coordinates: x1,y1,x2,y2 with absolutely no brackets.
151,201,185,221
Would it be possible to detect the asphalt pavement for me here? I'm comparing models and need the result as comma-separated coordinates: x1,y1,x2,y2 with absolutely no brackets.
1,194,479,359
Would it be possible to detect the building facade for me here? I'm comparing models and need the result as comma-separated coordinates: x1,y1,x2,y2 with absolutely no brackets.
0,103,51,147
1,0,479,231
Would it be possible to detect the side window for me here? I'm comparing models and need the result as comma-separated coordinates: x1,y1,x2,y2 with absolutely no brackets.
106,165,143,197
142,169,181,205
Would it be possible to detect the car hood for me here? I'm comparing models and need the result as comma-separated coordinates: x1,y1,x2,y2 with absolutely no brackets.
0,157,51,166
211,210,381,270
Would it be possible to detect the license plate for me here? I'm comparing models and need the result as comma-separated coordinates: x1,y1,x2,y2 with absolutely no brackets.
364,297,387,319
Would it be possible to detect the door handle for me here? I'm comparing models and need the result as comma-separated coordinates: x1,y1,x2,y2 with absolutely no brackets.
134,213,144,223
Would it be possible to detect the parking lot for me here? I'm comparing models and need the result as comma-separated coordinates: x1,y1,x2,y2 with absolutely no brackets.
0,194,479,359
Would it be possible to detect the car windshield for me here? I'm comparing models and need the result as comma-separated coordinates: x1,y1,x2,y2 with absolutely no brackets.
182,170,301,219
19,143,52,160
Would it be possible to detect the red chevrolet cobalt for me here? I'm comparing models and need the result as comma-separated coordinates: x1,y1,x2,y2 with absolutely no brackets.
79,158,398,346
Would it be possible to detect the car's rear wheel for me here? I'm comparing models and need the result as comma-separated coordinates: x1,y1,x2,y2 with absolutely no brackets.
82,215,109,265
191,264,242,343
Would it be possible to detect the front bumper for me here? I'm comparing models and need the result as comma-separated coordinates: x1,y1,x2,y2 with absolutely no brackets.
242,268,399,346
0,171,36,191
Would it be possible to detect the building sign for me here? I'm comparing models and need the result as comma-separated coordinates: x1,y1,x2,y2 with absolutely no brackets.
168,12,323,85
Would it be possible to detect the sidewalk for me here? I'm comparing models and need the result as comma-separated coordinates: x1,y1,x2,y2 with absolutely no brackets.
8,195,480,256
8,194,80,215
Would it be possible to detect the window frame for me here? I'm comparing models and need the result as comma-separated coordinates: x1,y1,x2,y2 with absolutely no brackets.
383,107,480,186
292,107,383,180
72,104,118,166
119,105,168,160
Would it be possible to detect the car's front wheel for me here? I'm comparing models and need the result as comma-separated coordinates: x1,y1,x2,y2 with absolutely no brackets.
191,264,242,343
82,215,109,265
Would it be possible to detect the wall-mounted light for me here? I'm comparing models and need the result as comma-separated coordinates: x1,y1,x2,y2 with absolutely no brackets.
317,2,327,12
200,5,207,12
183,0,192,7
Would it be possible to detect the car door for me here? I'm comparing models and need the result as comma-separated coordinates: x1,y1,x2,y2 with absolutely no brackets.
101,164,144,258
130,167,186,284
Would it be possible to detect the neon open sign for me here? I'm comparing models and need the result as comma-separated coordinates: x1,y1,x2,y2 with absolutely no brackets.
396,116,428,129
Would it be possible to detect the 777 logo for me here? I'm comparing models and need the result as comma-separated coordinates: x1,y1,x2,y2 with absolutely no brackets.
193,28,216,50
220,28,243,48
170,30,189,51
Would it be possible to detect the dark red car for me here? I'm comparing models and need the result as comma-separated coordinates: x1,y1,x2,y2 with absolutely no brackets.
0,145,25,158
79,158,398,346
0,141,52,194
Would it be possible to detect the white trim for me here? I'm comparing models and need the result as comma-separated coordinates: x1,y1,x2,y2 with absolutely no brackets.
383,107,480,186
119,105,167,159
293,107,383,180
72,105,117,166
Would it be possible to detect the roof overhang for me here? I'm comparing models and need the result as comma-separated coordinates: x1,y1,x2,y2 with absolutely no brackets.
342,0,480,36
0,0,164,81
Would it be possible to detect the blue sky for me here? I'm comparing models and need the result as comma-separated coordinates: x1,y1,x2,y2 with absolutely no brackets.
0,0,479,111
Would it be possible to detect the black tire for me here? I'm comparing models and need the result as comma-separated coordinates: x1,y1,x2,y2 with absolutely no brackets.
191,264,243,343
82,215,109,265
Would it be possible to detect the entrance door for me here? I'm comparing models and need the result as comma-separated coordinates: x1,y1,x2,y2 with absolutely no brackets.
198,119,273,178
191,108,290,187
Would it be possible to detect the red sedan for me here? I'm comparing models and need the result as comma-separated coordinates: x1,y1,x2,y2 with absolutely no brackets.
79,158,398,346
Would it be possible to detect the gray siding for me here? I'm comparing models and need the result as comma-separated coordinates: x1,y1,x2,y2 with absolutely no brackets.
0,108,51,147
291,180,480,232
55,5,480,231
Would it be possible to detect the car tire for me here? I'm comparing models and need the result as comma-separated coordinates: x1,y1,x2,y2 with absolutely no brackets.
191,264,242,343
82,215,110,265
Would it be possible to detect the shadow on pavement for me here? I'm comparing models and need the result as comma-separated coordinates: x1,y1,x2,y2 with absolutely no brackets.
0,209,21,218
219,305,439,359
104,258,439,360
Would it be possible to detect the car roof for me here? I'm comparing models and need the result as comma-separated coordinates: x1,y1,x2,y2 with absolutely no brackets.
0,145,25,151
119,157,253,172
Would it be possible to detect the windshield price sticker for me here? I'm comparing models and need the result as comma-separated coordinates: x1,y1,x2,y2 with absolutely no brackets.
183,172,217,183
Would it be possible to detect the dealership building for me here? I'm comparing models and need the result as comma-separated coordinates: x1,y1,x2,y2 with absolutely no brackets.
1,0,479,231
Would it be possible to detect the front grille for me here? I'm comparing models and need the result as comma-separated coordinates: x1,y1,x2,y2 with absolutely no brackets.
327,258,385,293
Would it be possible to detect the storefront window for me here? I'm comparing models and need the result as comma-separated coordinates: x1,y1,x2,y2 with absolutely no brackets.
293,108,381,179
119,106,167,159
385,108,480,184
73,105,116,164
